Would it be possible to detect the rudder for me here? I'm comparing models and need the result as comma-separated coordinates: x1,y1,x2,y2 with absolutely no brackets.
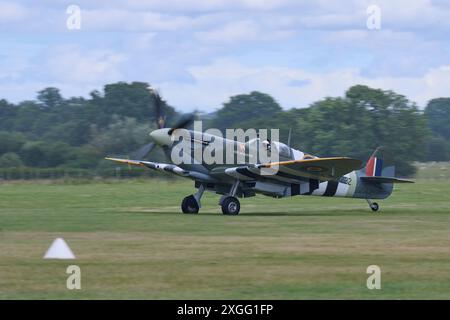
364,147,385,177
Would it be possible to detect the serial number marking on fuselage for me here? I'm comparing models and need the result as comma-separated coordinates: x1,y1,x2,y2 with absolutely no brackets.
339,176,352,185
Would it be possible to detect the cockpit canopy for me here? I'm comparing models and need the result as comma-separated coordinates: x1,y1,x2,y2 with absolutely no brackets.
271,141,292,158
248,138,313,160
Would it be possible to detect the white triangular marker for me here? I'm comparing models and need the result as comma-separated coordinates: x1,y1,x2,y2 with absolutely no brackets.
44,238,76,259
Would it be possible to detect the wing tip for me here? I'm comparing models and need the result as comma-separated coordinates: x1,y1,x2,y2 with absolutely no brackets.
104,157,144,166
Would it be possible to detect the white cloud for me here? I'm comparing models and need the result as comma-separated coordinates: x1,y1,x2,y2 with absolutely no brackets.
125,33,157,51
195,20,260,44
2,0,450,35
0,1,27,22
68,0,299,13
157,59,450,111
324,29,416,43
0,55,29,81
4,57,444,109
0,80,103,101
195,19,295,44
1,0,449,110
81,9,198,32
46,45,126,83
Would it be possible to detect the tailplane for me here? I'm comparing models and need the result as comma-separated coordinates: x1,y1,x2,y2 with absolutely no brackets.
362,147,414,183
361,176,414,184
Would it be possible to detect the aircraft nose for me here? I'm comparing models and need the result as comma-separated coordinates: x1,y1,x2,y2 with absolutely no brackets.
149,128,173,146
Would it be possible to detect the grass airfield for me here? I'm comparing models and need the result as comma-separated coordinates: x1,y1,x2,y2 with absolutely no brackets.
0,179,449,299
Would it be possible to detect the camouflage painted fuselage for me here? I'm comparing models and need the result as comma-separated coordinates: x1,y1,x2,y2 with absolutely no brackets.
155,130,395,201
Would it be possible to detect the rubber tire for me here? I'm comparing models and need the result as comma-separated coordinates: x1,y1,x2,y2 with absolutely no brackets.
370,202,379,212
221,196,240,215
181,195,199,214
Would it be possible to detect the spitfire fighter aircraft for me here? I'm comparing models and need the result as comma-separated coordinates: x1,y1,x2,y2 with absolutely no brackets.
106,93,413,215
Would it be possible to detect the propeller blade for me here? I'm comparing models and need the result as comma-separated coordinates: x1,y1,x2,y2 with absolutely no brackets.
130,142,156,160
168,113,195,135
153,91,165,129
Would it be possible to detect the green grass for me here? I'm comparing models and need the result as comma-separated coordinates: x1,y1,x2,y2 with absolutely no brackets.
0,179,449,299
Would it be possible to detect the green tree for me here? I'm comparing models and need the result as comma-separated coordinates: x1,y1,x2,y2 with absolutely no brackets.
43,119,92,146
210,91,283,131
103,82,177,124
12,100,47,138
19,141,48,167
294,85,426,176
425,98,450,140
0,131,26,155
0,152,24,168
44,142,74,167
64,145,102,169
296,96,373,159
0,83,435,175
426,136,450,161
0,99,17,131
37,87,63,109
89,116,155,156
345,85,426,175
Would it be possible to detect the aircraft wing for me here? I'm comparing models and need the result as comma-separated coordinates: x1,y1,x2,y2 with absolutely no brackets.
105,157,189,177
219,157,362,182
258,157,363,180
107,156,362,183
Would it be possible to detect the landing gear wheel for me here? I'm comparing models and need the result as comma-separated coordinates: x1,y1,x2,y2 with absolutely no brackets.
181,195,199,214
370,202,379,212
221,196,240,215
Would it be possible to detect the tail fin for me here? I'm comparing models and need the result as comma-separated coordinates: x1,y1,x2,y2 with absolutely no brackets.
361,147,414,189
364,147,384,177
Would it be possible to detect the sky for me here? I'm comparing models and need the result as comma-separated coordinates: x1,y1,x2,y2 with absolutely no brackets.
0,0,449,111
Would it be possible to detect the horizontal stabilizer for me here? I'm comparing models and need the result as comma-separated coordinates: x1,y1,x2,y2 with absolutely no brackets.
361,176,414,184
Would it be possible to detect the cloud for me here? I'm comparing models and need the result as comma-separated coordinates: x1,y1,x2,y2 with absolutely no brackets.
321,28,449,77
0,54,29,81
2,0,450,33
0,0,449,111
82,9,199,32
157,59,450,111
0,1,27,22
45,45,126,83
195,20,259,44
53,0,299,13
4,56,445,110
195,19,295,45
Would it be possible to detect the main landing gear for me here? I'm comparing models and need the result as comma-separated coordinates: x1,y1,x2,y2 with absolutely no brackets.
366,199,379,212
181,184,204,214
181,181,242,215
219,180,241,215
220,196,240,215
181,195,199,214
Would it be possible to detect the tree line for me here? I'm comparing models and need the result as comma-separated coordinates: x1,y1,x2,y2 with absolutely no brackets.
0,82,449,177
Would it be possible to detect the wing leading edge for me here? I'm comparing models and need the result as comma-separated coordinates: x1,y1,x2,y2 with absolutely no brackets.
105,157,189,176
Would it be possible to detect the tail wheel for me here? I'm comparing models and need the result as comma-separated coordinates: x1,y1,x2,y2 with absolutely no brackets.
221,196,240,215
181,195,199,214
370,202,379,212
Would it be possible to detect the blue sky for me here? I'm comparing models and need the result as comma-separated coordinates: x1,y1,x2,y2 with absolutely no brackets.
0,0,449,111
